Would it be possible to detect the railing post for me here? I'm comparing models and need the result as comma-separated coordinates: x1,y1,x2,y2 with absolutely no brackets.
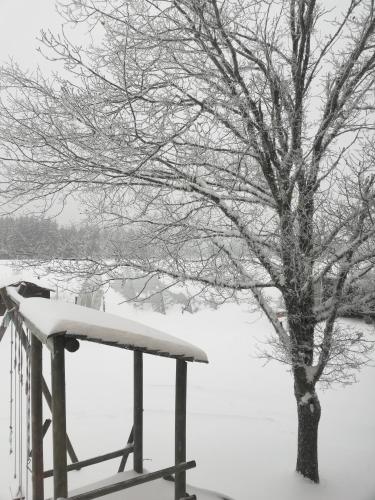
31,333,44,500
175,359,187,500
133,351,143,473
51,335,68,499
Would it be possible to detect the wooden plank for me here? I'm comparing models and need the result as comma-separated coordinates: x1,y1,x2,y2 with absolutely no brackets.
64,461,196,500
133,351,143,473
42,418,52,437
175,360,187,500
118,427,134,472
44,444,134,478
31,333,44,500
67,336,207,363
51,335,68,499
0,322,7,343
0,310,10,343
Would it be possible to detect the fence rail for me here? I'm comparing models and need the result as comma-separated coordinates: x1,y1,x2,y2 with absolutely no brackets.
53,461,196,500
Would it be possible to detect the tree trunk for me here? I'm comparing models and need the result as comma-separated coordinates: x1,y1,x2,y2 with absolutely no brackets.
295,386,321,483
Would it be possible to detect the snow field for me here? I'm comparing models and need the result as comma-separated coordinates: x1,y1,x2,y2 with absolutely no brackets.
0,267,374,499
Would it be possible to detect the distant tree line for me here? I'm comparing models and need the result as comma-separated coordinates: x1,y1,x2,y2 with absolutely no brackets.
0,216,102,259
2,216,374,323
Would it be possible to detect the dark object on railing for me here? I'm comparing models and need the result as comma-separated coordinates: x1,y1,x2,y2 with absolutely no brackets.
64,337,80,353
17,281,52,299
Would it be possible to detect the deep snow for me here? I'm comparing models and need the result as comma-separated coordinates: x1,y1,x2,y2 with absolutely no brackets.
0,265,374,500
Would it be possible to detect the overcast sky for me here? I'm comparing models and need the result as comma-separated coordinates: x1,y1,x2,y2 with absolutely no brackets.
0,0,62,68
0,0,84,224
0,0,348,225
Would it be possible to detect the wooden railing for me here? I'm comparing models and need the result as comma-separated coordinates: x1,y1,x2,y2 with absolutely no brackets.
43,444,134,478
52,461,196,500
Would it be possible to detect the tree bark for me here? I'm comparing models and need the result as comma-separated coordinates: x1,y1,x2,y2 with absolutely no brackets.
294,378,321,483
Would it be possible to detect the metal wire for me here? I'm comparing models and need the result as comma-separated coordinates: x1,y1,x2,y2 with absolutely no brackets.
9,322,14,456
18,325,23,496
25,329,31,499
13,326,17,479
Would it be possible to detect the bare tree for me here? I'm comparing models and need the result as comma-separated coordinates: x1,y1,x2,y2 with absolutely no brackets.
1,0,375,483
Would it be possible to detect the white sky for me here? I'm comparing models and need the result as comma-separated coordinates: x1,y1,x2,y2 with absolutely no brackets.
0,0,84,224
0,0,61,68
0,0,352,225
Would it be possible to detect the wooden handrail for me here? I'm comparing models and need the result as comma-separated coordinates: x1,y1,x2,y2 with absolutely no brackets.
59,461,196,500
43,444,134,478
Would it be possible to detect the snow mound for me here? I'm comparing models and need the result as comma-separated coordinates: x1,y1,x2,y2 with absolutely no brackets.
18,296,208,363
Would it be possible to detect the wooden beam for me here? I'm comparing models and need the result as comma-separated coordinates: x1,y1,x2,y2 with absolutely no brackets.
51,336,68,499
0,310,10,343
41,378,79,465
118,427,134,472
175,360,187,500
31,333,44,500
42,418,52,437
65,335,207,363
44,444,134,478
29,419,52,458
62,461,196,500
133,351,143,473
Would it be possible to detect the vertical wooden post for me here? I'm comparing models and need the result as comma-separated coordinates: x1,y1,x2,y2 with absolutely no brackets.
175,360,187,500
41,377,79,465
133,351,143,473
51,336,68,499
31,333,44,500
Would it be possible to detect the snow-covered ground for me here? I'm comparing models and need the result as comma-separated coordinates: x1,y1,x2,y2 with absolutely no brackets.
0,264,374,500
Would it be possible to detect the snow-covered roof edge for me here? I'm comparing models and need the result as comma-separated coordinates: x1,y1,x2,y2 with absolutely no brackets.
5,285,208,364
